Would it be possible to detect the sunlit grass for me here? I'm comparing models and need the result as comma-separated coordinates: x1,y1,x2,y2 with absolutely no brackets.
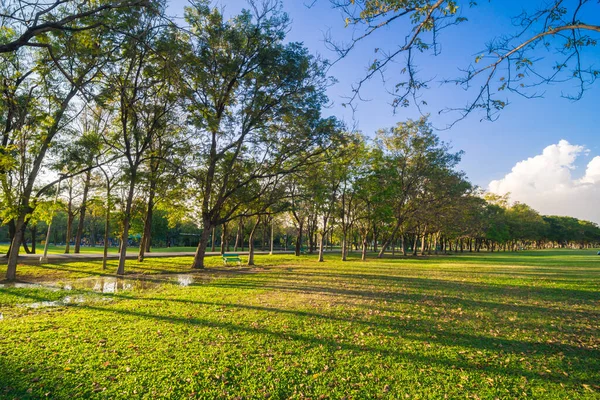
0,250,598,398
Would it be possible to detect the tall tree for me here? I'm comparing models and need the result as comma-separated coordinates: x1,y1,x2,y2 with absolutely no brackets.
0,0,150,53
1,21,110,280
100,9,179,275
182,2,331,269
374,116,462,257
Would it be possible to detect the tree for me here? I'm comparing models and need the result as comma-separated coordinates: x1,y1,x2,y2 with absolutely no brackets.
374,116,462,257
1,20,110,280
181,1,332,269
100,10,179,275
0,0,150,54
335,133,366,261
328,1,600,123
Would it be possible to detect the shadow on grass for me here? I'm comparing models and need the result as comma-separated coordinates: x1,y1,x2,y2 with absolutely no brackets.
1,251,598,397
27,297,595,390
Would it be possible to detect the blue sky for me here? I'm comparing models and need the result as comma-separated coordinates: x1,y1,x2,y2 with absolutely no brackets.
168,0,600,191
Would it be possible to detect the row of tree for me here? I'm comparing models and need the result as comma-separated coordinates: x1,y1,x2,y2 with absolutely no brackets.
2,1,599,280
3,112,599,275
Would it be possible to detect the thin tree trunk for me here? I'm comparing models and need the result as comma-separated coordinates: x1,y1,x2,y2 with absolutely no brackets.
341,230,347,261
318,231,326,262
138,181,156,262
248,217,261,266
117,178,136,275
220,223,227,255
269,218,274,255
295,222,303,257
102,186,111,271
378,222,401,258
74,171,91,254
211,226,216,252
30,226,37,254
22,229,32,254
373,226,379,253
90,218,96,247
6,220,16,256
361,234,368,261
65,187,74,254
234,219,242,252
412,234,418,256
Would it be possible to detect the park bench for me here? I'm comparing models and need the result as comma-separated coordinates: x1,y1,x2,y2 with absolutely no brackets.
222,253,242,265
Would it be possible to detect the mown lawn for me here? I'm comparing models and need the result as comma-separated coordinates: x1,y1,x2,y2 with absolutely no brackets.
0,250,599,399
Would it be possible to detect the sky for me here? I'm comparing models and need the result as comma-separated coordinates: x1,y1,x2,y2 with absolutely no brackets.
169,0,600,223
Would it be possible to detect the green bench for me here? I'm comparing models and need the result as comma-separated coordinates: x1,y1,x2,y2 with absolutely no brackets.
222,253,242,265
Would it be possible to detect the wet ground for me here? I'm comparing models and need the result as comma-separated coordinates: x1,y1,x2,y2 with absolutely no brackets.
0,267,268,312
0,274,203,311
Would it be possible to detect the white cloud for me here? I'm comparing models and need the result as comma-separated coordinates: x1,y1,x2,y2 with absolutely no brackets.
488,140,600,224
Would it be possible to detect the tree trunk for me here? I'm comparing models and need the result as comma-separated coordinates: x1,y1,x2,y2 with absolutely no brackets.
138,181,156,262
74,171,91,254
102,185,111,271
192,221,212,269
341,230,347,261
22,229,32,254
318,231,326,262
269,218,274,255
5,216,26,281
361,234,368,261
372,226,379,253
378,222,401,258
220,223,227,255
30,225,37,254
90,218,96,247
65,195,74,254
234,219,242,252
261,222,267,252
6,220,16,256
117,178,136,275
295,222,303,257
248,218,261,266
211,226,216,252
412,234,418,256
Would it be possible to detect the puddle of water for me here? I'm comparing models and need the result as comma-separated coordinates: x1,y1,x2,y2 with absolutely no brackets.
176,275,194,287
71,277,161,293
6,274,200,309
5,273,199,310
0,282,61,291
20,295,86,309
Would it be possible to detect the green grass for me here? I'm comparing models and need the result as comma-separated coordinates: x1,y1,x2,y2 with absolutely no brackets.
0,244,199,255
0,250,599,399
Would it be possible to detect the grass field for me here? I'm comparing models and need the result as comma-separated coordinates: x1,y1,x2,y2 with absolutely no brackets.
0,250,599,399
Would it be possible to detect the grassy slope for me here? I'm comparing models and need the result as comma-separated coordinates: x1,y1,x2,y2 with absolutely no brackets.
0,250,598,399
